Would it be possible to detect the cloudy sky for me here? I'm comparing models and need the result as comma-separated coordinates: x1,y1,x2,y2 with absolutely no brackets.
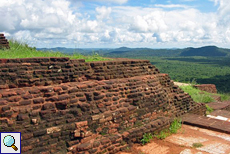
1,0,230,48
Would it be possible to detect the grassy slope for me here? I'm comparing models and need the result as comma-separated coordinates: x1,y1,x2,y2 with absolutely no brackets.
179,85,230,103
0,40,111,62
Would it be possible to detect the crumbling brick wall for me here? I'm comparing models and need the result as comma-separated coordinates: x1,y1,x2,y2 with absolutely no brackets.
193,84,217,93
0,57,159,88
0,34,10,49
0,58,206,154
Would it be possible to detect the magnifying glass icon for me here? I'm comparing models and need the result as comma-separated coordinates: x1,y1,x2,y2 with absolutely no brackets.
3,135,18,151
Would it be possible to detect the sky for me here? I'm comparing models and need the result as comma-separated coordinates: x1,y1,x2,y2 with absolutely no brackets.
1,0,230,48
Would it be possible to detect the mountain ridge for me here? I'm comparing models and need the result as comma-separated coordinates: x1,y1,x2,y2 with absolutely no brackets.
37,45,230,57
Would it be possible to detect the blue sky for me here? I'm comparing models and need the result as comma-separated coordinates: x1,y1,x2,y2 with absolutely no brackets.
1,0,230,48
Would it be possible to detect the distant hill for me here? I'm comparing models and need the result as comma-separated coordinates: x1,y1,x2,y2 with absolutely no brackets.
180,46,230,57
105,46,230,58
37,47,86,54
37,46,230,57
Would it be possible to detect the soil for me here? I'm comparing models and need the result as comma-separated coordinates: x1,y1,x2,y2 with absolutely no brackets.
118,125,230,154
173,82,191,87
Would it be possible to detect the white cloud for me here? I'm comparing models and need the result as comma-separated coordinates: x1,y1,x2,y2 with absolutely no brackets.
0,0,230,48
96,6,112,20
154,4,189,9
69,0,128,5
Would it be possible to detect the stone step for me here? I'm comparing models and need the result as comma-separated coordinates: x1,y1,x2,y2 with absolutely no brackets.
209,109,230,119
208,101,230,110
182,113,230,134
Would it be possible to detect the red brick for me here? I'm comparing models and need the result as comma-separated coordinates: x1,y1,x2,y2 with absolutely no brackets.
58,94,69,101
55,100,68,110
19,100,32,105
75,121,88,128
22,145,33,152
22,133,33,140
1,91,17,97
33,97,45,104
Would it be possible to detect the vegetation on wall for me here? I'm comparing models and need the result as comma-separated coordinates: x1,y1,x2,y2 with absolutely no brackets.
0,40,111,62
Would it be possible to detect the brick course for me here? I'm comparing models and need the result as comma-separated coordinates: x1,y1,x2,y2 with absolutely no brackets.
0,34,10,49
193,84,217,93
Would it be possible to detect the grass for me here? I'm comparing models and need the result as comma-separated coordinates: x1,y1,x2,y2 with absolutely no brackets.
0,39,112,62
179,85,215,103
141,118,182,142
180,84,230,103
220,93,230,101
192,142,203,148
141,133,153,145
154,129,170,140
206,104,214,114
169,119,182,134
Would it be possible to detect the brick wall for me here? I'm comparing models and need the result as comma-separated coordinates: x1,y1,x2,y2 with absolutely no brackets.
193,84,217,93
0,57,159,89
0,58,205,154
0,34,10,49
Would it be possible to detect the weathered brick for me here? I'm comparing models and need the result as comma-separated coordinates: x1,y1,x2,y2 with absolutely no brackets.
93,141,101,148
22,133,33,140
70,98,78,104
53,86,62,92
47,126,61,134
75,121,88,128
77,142,92,151
17,114,29,121
1,110,13,117
68,88,78,93
42,103,55,110
100,138,110,145
1,105,10,111
33,129,47,137
7,96,21,102
22,145,33,152
39,110,56,119
55,100,68,110
19,100,32,105
1,91,17,97
0,99,7,105
22,93,33,99
32,105,42,110
58,94,69,101
45,96,58,102
33,97,45,104
44,92,56,97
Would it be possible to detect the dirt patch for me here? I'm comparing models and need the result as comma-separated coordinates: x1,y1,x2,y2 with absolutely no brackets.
118,125,230,154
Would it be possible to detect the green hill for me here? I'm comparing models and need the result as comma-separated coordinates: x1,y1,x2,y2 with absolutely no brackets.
180,46,229,57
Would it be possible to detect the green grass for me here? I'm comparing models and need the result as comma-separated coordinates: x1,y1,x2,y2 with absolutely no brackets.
141,133,153,145
169,119,182,134
220,93,230,101
192,143,203,148
179,85,215,103
0,40,111,62
179,85,230,103
206,104,214,114
154,118,182,140
154,129,170,140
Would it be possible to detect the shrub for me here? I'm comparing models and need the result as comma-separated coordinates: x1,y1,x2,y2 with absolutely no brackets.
169,119,182,134
141,133,153,145
205,104,213,114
